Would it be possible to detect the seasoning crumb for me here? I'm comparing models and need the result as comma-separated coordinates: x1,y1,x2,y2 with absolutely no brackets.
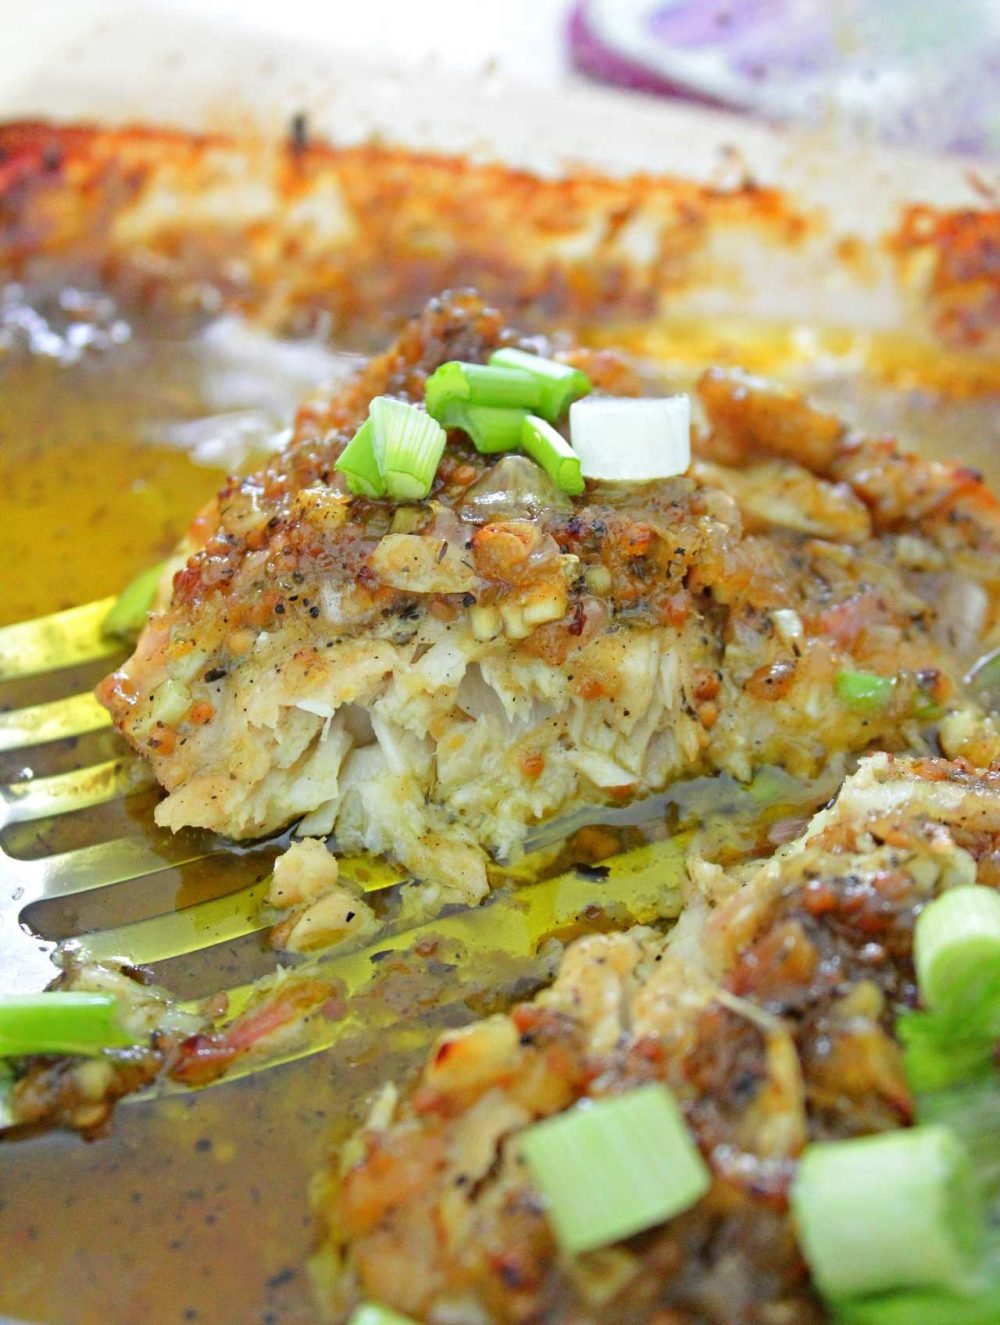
575,862,611,880
289,111,309,155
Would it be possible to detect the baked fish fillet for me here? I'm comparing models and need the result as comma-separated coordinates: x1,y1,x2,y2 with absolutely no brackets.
323,754,1000,1323
99,292,1000,902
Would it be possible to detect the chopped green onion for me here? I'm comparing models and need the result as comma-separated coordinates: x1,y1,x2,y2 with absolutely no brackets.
102,561,166,640
424,360,544,417
917,1081,1000,1196
833,1279,1000,1325
149,678,192,727
915,887,1000,1016
517,1083,711,1256
900,885,1000,1093
0,1068,13,1130
791,1125,982,1300
337,400,447,501
433,400,529,454
568,396,691,482
900,1006,1000,1094
488,347,592,421
369,397,447,502
833,1086,1000,1324
335,418,385,498
346,1306,418,1325
0,992,136,1058
520,415,584,496
835,669,896,712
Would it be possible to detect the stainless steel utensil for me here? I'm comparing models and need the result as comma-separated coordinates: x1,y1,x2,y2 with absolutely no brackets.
0,598,689,1094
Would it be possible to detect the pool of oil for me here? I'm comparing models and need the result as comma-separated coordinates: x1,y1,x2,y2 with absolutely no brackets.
1,286,998,1325
0,288,374,1325
0,330,218,627
0,288,357,627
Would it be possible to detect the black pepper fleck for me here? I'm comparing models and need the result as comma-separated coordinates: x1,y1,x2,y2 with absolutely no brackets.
289,111,309,155
575,862,611,880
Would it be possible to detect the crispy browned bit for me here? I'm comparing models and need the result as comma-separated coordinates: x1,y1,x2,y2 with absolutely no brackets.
744,660,797,700
890,205,1000,348
697,367,845,472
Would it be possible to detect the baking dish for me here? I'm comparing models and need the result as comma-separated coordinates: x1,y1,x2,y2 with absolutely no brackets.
1,6,998,1323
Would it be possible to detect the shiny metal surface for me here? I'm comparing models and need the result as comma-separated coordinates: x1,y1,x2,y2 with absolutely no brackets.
0,601,688,1095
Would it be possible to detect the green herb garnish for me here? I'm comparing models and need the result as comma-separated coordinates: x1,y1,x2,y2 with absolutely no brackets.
432,401,529,453
334,417,385,498
0,992,136,1058
424,360,544,418
518,1083,710,1256
488,347,592,421
792,1126,982,1301
519,415,584,496
834,669,896,712
369,397,447,502
102,561,166,640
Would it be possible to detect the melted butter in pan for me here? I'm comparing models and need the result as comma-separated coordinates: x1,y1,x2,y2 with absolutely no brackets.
0,295,356,626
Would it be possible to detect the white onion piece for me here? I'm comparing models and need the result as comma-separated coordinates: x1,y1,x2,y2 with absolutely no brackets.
569,396,691,482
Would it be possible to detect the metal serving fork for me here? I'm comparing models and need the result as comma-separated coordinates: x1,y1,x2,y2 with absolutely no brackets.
0,597,696,1092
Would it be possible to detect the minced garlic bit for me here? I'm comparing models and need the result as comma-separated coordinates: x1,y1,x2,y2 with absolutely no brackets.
269,839,377,954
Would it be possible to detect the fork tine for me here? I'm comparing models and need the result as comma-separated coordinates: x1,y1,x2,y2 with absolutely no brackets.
69,880,274,965
56,852,413,965
0,598,120,681
0,692,111,752
0,758,153,827
152,833,691,1095
12,837,222,900
0,595,703,1091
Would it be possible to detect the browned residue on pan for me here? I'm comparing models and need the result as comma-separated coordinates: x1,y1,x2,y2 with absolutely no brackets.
0,120,816,341
888,204,1000,347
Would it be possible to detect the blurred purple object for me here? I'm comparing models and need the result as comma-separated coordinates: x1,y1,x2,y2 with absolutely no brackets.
568,2,716,102
567,0,1000,157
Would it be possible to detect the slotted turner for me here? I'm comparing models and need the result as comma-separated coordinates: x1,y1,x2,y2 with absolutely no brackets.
0,597,694,1096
